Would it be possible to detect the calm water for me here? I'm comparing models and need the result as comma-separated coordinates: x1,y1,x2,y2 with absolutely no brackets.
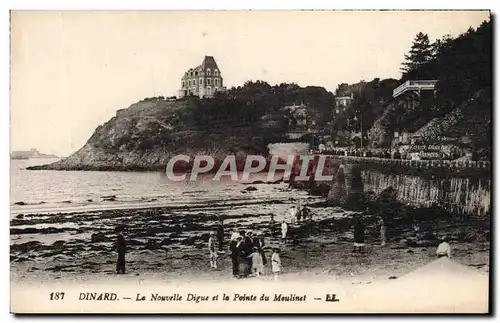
10,158,310,217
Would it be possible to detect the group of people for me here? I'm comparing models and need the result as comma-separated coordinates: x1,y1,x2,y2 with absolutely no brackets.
352,216,387,253
328,148,396,159
113,209,450,277
269,205,313,244
226,230,282,280
209,208,316,280
279,205,313,225
319,146,479,162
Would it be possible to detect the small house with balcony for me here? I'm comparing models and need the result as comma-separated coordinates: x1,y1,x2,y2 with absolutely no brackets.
392,80,438,110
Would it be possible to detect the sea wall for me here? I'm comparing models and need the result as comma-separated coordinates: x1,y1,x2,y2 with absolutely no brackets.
296,155,491,217
361,170,491,217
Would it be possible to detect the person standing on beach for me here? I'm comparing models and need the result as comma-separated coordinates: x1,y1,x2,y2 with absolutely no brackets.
243,232,254,276
378,216,387,247
302,205,312,222
249,246,264,277
216,218,224,252
229,232,241,277
271,247,281,281
237,235,250,278
436,237,452,258
257,233,267,266
269,214,277,235
353,219,365,253
281,221,288,244
208,232,218,269
115,226,126,274
287,205,297,225
296,204,303,224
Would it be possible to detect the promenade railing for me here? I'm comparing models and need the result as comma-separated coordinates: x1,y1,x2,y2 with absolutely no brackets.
316,154,491,171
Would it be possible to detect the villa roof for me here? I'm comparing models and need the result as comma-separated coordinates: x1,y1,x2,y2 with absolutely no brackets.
201,56,219,70
183,56,221,77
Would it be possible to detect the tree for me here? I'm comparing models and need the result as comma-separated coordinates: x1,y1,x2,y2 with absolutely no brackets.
335,83,350,96
401,32,435,80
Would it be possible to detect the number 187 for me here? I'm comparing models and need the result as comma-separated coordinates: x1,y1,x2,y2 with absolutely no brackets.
49,292,65,300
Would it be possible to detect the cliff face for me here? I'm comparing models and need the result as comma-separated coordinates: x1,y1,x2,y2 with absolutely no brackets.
29,98,269,171
367,88,491,156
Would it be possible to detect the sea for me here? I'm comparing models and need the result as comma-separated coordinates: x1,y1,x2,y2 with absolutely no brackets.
10,159,317,218
10,143,315,217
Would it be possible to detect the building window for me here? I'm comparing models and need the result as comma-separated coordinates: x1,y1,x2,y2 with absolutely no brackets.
207,78,211,85
207,87,211,95
214,69,218,76
199,78,203,86
195,71,198,76
207,68,211,76
182,81,185,88
193,79,196,86
215,78,219,86
188,80,191,87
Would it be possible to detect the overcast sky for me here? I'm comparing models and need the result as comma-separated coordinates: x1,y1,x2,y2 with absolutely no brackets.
10,10,490,156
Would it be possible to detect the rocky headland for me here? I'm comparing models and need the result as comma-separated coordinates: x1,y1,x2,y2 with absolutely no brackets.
28,98,273,172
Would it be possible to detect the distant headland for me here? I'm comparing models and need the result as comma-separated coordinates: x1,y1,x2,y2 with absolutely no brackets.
11,148,58,160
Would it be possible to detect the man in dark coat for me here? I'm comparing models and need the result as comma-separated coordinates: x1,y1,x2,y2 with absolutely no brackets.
242,232,255,276
301,205,312,222
216,219,224,252
115,226,126,274
229,233,241,277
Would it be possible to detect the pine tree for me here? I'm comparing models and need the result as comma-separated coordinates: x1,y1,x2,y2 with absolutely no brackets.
401,32,434,80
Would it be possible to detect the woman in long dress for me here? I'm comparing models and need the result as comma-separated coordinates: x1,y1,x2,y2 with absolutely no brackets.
353,219,365,253
271,247,281,281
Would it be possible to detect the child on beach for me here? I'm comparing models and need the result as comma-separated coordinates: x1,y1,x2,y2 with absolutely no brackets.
208,232,218,269
281,221,288,244
436,237,452,258
249,246,264,277
271,247,281,281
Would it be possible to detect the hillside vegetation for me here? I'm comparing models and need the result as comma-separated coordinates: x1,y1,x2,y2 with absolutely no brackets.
29,18,491,171
29,82,336,171
339,19,492,155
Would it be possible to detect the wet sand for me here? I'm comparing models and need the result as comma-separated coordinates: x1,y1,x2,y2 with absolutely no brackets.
10,183,490,286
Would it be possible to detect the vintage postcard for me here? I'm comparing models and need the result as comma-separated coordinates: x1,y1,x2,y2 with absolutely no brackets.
10,10,491,314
